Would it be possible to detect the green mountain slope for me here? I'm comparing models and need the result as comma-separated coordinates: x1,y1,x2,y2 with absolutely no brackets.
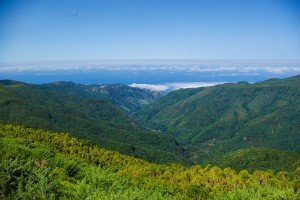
1,124,298,199
134,75,300,163
0,81,190,165
36,81,162,113
208,148,300,173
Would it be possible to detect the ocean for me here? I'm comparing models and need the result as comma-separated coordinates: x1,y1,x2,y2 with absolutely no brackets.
1,60,299,91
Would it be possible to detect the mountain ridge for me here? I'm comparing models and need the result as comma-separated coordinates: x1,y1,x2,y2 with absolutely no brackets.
0,79,163,113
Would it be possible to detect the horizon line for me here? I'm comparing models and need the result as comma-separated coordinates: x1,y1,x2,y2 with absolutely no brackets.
1,58,300,65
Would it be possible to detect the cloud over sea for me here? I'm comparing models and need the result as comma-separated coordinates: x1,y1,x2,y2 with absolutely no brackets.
0,60,299,86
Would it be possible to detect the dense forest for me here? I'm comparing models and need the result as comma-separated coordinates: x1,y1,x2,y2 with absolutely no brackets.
0,76,299,199
1,124,299,199
0,80,190,165
35,81,162,114
134,75,300,166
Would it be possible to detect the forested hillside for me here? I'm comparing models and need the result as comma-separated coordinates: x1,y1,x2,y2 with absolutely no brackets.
1,124,299,199
0,81,189,165
207,148,300,173
134,75,300,165
36,81,162,113
1,76,299,175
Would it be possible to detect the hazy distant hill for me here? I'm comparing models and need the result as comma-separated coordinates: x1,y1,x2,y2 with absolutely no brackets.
35,81,162,114
134,75,300,164
0,80,190,164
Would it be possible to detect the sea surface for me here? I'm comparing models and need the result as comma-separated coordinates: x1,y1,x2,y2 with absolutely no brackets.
1,60,299,91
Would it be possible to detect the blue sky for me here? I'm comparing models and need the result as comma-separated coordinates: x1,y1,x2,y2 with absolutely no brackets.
0,0,300,62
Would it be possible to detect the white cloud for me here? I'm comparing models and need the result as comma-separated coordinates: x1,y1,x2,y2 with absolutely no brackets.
129,82,225,92
129,83,169,92
1,60,300,74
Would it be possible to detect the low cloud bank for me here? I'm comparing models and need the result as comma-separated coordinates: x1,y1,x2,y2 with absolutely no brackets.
1,60,299,75
129,83,169,92
129,82,225,92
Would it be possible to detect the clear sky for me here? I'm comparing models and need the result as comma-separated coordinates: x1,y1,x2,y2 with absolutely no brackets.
0,0,299,62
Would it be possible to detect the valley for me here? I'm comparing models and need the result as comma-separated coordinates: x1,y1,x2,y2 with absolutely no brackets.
2,0,299,198
0,80,190,165
0,75,299,199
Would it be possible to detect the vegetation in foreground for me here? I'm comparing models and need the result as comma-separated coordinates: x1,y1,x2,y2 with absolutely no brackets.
0,123,299,199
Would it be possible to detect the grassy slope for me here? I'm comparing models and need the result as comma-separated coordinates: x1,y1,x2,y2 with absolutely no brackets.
133,75,300,164
0,81,190,165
